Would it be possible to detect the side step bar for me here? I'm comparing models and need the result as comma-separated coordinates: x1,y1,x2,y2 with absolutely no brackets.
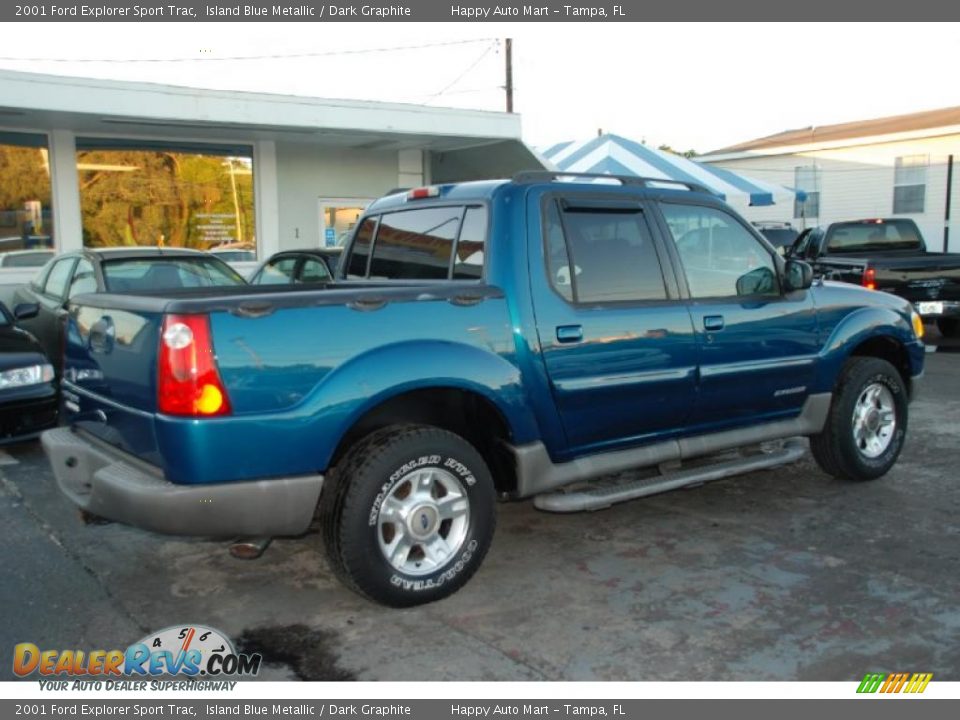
533,439,807,513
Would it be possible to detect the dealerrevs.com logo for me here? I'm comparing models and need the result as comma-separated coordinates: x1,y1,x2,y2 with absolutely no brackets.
13,625,261,681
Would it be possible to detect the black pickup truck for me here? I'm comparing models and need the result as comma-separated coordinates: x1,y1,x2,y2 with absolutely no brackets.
787,218,960,336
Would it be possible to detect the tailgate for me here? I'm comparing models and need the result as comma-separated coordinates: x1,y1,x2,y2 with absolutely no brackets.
63,301,164,465
873,256,960,302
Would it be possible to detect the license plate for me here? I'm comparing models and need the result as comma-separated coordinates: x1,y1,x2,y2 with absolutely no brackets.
917,301,944,315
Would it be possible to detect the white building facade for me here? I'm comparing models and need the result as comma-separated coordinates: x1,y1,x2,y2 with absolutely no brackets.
0,69,540,285
699,107,960,252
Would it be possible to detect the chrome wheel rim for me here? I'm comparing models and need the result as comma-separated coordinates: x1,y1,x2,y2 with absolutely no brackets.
852,382,896,459
376,467,470,577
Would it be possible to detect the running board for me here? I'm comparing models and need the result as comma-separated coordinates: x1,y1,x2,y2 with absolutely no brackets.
533,439,807,513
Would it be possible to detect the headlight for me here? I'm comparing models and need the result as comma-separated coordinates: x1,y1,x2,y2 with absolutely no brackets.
911,311,925,340
0,364,54,390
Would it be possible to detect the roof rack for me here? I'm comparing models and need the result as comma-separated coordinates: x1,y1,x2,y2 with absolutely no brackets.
512,171,713,195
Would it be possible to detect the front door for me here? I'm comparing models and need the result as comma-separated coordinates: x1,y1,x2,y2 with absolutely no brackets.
655,201,820,432
529,192,699,456
319,199,371,248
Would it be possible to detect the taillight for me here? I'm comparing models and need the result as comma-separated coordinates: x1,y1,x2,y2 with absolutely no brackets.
862,266,877,290
158,314,231,417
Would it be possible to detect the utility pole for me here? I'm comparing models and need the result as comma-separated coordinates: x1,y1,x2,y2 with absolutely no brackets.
504,38,514,113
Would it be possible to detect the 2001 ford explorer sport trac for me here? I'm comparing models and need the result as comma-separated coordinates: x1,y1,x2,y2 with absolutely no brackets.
42,173,926,607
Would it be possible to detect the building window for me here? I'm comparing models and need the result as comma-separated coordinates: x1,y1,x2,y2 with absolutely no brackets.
0,132,54,268
75,139,256,258
893,154,928,214
793,165,821,220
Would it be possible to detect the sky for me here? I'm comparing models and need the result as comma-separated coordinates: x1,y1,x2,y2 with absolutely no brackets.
1,22,958,153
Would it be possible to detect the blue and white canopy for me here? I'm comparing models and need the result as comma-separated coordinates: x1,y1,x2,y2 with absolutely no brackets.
538,134,803,207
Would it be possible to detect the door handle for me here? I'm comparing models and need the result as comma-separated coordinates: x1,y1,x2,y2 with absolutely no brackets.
556,325,583,344
703,315,725,332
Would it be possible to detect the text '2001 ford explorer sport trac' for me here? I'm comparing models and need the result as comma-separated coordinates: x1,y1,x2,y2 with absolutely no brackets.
42,173,925,606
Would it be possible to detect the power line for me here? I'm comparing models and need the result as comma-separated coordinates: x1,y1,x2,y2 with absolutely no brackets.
424,41,498,104
0,38,496,64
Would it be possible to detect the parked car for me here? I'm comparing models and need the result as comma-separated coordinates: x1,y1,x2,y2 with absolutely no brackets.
13,248,247,373
752,221,799,255
43,174,925,607
0,301,57,444
209,242,257,263
0,249,56,268
248,249,340,285
786,218,960,336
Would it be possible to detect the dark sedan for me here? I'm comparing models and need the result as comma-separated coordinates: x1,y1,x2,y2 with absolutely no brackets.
0,301,57,444
249,249,340,285
12,247,246,372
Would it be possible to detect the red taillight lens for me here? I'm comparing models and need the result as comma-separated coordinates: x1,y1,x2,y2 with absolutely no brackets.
158,314,231,417
862,266,877,291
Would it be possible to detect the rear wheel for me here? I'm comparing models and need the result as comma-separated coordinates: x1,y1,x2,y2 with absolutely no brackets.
810,357,908,481
937,317,960,338
319,424,496,607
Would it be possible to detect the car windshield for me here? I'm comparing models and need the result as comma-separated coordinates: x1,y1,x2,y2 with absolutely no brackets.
759,228,798,248
102,257,247,292
825,221,923,252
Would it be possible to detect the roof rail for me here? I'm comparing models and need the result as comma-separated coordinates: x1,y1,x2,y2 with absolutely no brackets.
512,171,713,195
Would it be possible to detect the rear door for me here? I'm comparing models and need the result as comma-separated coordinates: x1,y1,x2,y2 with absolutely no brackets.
529,192,699,455
654,201,820,431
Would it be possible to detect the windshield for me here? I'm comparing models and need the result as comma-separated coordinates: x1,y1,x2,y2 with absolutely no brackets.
825,220,922,253
102,257,247,292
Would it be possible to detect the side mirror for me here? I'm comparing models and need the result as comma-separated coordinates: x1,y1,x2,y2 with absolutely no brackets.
13,302,40,321
783,259,814,292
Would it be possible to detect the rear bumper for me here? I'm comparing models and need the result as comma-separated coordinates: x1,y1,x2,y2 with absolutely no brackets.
41,427,323,537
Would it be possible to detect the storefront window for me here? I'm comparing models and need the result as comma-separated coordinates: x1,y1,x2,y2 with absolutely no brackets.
0,132,55,268
76,139,256,258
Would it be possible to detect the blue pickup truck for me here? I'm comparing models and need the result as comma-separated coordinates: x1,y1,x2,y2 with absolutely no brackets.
42,173,926,607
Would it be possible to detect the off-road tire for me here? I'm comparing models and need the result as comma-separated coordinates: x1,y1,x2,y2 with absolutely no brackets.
319,424,496,607
809,357,908,481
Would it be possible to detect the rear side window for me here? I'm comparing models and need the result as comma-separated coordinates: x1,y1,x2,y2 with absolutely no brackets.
254,256,298,285
369,207,461,280
300,257,331,283
545,200,669,304
346,205,487,281
43,258,75,299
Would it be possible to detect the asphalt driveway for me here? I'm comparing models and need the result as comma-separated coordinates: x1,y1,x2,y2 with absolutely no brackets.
2,334,958,682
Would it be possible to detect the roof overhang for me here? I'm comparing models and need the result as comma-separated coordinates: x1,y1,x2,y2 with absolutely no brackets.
700,124,960,163
0,69,523,153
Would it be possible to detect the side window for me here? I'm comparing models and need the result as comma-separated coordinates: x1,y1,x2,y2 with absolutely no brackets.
660,204,779,298
346,218,377,279
299,257,331,283
368,207,461,280
42,258,75,300
791,230,811,259
452,207,486,280
68,259,97,299
545,199,668,304
254,257,297,285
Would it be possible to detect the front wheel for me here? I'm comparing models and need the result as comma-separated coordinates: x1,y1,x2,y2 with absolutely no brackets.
319,424,496,607
810,357,908,481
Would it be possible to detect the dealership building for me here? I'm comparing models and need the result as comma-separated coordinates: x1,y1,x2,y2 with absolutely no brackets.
0,69,541,284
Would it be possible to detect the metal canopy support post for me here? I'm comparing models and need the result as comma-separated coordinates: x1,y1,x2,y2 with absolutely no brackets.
945,154,954,253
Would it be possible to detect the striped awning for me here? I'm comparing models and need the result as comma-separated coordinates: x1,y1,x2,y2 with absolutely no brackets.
538,134,804,207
